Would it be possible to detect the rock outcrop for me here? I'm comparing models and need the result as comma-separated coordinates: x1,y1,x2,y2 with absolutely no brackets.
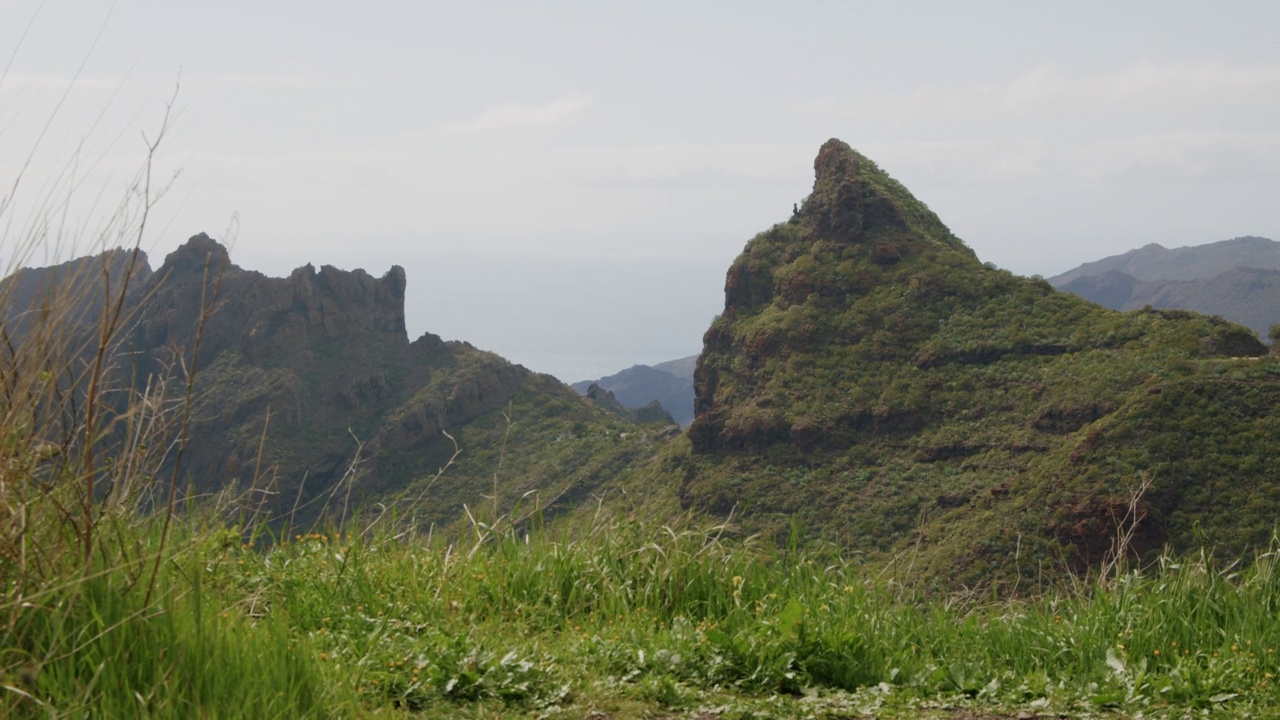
0,248,152,339
132,233,407,367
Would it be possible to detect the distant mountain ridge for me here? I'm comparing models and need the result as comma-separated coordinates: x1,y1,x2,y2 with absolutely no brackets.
1049,236,1280,337
1049,236,1280,283
572,355,696,427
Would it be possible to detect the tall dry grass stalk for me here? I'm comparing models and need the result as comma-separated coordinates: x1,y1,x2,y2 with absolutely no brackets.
0,63,339,713
0,83,221,660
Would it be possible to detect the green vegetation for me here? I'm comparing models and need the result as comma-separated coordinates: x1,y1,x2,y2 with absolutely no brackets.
8,510,1280,718
5,237,1275,718
3,521,337,718
146,243,671,535
250,521,1280,718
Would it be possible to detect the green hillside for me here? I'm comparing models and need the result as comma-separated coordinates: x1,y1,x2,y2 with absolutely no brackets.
684,139,1279,588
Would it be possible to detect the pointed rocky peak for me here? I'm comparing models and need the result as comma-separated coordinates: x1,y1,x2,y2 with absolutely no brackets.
798,139,971,256
811,138,868,192
159,232,233,276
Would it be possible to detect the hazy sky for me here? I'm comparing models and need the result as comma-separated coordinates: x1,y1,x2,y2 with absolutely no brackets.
3,1,1279,381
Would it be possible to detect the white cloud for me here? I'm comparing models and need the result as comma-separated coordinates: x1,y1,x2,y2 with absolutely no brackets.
557,143,811,186
1073,131,1280,182
444,93,591,134
865,132,1280,188
1089,60,1280,112
805,60,1280,127
164,140,813,260
997,60,1280,117
0,72,120,92
865,140,1055,185
209,74,311,90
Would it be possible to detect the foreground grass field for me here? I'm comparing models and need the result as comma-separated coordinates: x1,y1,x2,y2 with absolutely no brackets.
5,507,1279,719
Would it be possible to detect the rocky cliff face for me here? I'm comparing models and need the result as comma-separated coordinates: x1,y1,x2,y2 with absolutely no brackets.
683,139,1279,586
133,233,407,368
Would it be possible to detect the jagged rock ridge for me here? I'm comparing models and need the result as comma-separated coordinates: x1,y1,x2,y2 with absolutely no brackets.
2,234,669,531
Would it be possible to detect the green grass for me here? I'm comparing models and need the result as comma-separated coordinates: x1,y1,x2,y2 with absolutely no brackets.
270,522,1280,718
11,511,1276,718
1,520,348,718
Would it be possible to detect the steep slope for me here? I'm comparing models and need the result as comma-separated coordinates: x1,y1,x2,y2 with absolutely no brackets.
684,140,1279,587
2,235,674,532
573,355,696,427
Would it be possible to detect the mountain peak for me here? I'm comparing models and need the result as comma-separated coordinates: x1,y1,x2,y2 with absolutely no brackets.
798,139,971,257
687,140,1277,586
160,232,231,276
812,138,865,188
